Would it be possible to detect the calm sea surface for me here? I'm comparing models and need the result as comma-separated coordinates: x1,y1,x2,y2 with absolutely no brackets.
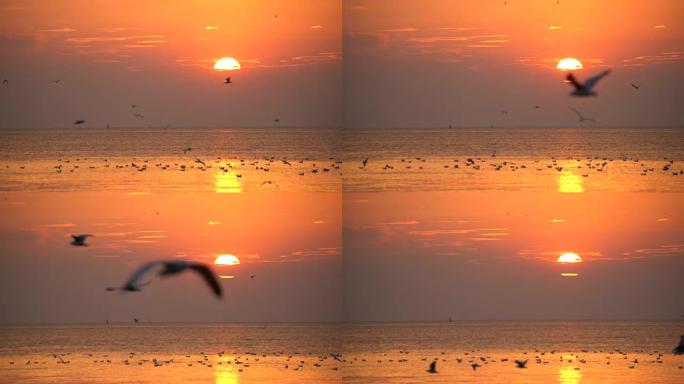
0,322,683,383
1,127,682,193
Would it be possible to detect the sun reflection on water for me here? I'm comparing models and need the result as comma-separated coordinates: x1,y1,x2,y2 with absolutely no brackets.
558,366,582,384
214,171,243,193
215,365,239,384
557,163,584,193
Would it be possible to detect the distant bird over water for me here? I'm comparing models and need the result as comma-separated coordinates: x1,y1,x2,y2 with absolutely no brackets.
568,107,596,123
515,359,528,368
566,69,611,97
224,77,232,84
70,234,93,246
106,260,222,298
427,360,437,373
631,83,641,90
73,120,85,125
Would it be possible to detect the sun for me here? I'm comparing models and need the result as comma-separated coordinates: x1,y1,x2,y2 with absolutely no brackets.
556,58,583,71
214,57,241,71
214,254,240,265
557,252,582,263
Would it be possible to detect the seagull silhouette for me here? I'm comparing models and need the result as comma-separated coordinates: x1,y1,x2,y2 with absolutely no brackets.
73,120,86,125
565,69,611,96
183,147,192,154
515,359,528,368
106,260,222,298
427,360,437,373
224,77,232,84
631,83,641,90
70,234,93,246
674,335,684,355
568,107,596,123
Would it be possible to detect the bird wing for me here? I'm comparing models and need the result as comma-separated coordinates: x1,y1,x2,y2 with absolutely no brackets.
568,107,582,118
123,261,161,289
565,73,584,91
189,264,223,298
583,69,611,91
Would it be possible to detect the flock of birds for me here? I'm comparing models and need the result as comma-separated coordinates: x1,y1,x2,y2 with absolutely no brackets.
8,344,684,376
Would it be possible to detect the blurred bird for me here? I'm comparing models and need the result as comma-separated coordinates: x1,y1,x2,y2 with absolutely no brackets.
106,260,222,298
674,335,684,355
224,77,232,84
427,360,437,373
515,359,528,368
568,107,596,123
566,69,611,97
631,83,641,90
70,234,93,246
73,120,86,125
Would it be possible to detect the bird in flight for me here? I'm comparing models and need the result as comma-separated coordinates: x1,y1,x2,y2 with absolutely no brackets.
362,158,369,167
1,79,8,85
631,83,641,90
133,113,144,120
52,80,61,84
73,120,86,125
183,147,192,154
224,77,232,84
515,359,528,368
568,107,596,123
427,360,437,373
565,69,611,97
273,118,280,123
106,260,222,298
70,234,93,246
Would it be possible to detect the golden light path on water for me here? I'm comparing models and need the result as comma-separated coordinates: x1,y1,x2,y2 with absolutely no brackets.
558,366,582,384
557,161,585,193
215,171,243,193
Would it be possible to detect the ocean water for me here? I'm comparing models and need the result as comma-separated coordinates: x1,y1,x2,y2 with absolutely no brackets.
1,322,683,383
1,127,682,193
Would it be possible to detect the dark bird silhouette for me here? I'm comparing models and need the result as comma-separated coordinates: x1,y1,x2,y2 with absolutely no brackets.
330,353,342,362
106,260,222,298
224,77,232,84
674,335,684,355
631,83,641,90
273,118,280,123
362,158,369,167
427,360,437,373
515,359,528,368
133,318,139,324
183,147,192,154
70,234,93,246
565,69,611,96
73,120,86,125
471,362,481,371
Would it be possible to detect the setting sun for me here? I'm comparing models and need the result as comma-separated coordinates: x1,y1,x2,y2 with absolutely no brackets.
214,57,241,71
556,57,583,71
557,252,582,263
214,254,241,265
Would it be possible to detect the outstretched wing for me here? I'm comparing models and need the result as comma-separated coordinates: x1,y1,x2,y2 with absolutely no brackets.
565,73,584,91
583,69,611,92
189,264,223,298
568,106,582,118
123,261,161,289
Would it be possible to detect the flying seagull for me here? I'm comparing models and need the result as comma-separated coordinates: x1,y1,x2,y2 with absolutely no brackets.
568,107,596,123
73,120,86,125
70,234,93,246
565,69,611,97
183,147,192,154
362,158,369,167
427,360,437,373
133,113,144,120
631,83,641,90
224,77,232,84
515,359,528,368
106,260,222,298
